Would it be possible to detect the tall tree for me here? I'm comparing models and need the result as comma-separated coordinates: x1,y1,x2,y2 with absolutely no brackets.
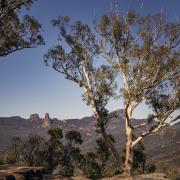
45,10,180,176
97,10,180,175
0,0,44,57
44,16,121,166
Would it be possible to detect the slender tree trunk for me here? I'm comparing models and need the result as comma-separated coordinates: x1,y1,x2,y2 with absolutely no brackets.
91,105,122,167
82,65,122,169
123,107,133,176
100,124,122,167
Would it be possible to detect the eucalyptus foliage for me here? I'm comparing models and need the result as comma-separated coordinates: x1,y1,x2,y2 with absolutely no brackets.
0,0,44,57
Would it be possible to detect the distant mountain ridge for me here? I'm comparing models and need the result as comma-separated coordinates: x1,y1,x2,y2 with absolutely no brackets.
0,110,179,170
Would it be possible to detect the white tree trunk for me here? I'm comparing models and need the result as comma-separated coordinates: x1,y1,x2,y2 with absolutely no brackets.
124,124,133,175
123,106,133,176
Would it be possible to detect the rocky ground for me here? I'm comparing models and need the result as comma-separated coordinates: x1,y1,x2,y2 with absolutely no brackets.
0,166,45,179
104,173,170,180
0,166,170,180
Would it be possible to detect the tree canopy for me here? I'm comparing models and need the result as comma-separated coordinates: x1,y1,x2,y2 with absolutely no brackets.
0,0,44,57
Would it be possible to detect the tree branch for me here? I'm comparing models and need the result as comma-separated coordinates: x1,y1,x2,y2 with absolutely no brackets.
0,46,35,57
132,107,177,147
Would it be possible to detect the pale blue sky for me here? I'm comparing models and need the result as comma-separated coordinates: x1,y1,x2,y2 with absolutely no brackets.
0,0,179,119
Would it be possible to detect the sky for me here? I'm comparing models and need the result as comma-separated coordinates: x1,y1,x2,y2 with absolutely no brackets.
0,0,179,120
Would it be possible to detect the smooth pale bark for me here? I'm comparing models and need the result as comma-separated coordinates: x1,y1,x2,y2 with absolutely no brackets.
117,55,134,175
123,105,133,176
123,124,133,175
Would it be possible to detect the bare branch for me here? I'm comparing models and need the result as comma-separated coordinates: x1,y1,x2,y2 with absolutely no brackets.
132,106,178,147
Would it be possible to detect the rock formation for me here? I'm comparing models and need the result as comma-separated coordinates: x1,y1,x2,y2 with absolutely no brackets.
42,113,51,128
29,113,40,122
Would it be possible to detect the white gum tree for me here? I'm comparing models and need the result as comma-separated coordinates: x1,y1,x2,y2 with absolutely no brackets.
97,10,180,175
45,8,180,176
